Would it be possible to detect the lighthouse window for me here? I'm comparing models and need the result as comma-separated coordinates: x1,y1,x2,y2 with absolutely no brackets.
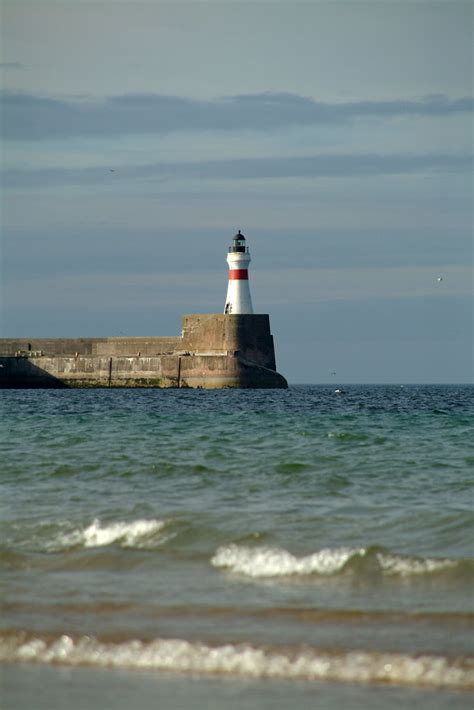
229,243,247,253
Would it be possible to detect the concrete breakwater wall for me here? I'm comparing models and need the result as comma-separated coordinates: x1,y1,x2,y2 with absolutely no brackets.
0,314,288,389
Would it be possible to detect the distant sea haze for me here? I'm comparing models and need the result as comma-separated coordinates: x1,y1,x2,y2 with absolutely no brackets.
2,385,473,710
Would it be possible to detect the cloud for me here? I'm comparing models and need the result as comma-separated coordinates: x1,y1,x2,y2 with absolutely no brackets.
0,62,25,70
1,91,473,140
5,263,470,307
3,221,470,293
255,265,472,305
3,152,471,188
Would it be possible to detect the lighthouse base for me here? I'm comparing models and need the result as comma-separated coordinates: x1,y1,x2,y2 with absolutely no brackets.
0,315,288,389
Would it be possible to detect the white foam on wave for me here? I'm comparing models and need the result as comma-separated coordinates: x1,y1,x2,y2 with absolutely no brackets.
211,544,462,579
376,553,458,576
48,518,168,550
1,634,472,689
211,544,364,577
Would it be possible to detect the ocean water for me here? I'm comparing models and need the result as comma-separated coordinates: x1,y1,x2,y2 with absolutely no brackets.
1,385,473,709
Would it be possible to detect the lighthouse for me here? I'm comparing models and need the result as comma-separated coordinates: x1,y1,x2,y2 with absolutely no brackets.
224,230,254,314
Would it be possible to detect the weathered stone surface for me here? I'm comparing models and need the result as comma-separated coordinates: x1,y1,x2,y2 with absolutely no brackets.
94,337,181,356
181,314,277,370
0,315,287,389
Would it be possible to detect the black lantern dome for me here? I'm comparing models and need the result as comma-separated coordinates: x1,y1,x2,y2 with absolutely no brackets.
229,229,247,253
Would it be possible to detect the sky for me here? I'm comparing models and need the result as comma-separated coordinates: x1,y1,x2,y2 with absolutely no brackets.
1,0,472,384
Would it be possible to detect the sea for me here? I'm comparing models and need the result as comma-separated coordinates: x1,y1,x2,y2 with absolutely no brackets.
1,384,473,710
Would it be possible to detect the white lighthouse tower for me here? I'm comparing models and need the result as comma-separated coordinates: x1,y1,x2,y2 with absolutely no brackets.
224,230,254,314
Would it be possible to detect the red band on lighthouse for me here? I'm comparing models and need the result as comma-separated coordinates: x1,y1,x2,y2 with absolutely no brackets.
229,269,249,280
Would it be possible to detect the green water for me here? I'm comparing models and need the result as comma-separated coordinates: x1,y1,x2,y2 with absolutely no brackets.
1,385,473,708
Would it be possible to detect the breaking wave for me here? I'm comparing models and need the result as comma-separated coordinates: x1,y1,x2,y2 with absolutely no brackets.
376,552,458,576
211,544,362,577
211,544,462,578
46,518,169,551
1,632,472,689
